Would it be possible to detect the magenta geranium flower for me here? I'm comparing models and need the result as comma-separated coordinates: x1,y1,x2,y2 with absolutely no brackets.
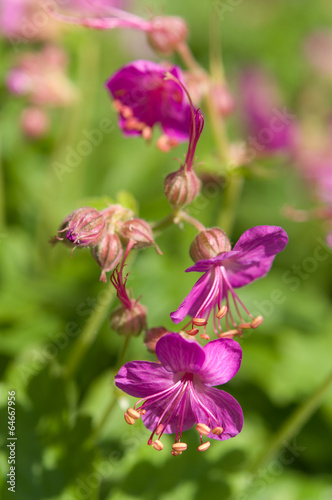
171,226,288,338
105,60,192,149
115,333,243,454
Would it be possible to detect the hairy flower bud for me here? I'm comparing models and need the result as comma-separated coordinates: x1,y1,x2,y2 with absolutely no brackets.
190,227,231,262
101,204,134,230
144,326,170,353
164,168,201,208
148,16,188,56
92,232,124,282
58,207,107,247
110,302,147,336
120,218,161,253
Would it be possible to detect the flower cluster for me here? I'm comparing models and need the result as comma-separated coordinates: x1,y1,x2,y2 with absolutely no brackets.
53,204,160,282
39,2,293,456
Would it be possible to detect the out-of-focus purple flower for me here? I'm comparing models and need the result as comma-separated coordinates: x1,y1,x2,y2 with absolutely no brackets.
290,123,332,247
48,2,188,56
0,0,60,41
6,45,77,107
115,332,243,454
105,60,193,148
171,226,288,338
241,69,294,156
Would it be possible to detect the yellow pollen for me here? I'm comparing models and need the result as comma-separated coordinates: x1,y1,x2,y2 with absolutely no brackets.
251,315,263,329
192,318,208,326
124,413,136,425
197,441,211,452
185,328,199,336
196,423,211,436
152,440,164,451
238,322,252,329
140,409,146,415
212,426,223,435
172,442,187,452
200,333,210,340
171,450,182,456
142,126,153,140
127,408,140,420
219,329,240,338
216,305,228,319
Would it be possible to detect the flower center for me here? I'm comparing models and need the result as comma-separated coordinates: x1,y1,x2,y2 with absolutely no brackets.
123,372,224,454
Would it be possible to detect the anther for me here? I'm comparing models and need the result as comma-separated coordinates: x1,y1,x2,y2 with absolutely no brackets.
192,318,208,326
152,440,164,451
121,105,133,118
197,441,211,452
212,426,223,435
196,423,211,436
142,126,153,140
127,408,141,420
216,305,228,319
185,328,199,336
220,329,239,338
113,99,122,112
124,413,136,425
238,322,252,329
200,333,210,340
172,442,187,452
251,315,263,329
171,450,182,456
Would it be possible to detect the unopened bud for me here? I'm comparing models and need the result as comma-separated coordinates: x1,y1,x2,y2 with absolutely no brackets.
190,227,231,262
57,207,106,247
101,204,134,229
144,326,170,353
120,218,162,254
148,16,188,56
164,168,201,208
92,232,123,282
110,302,147,336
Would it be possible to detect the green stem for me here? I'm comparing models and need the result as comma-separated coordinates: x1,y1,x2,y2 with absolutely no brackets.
0,139,5,229
217,174,244,235
64,282,116,379
249,369,332,473
89,335,132,442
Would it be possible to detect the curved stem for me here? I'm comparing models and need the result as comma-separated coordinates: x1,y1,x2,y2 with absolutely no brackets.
249,369,332,473
178,211,206,232
64,281,116,379
217,174,244,235
89,335,132,442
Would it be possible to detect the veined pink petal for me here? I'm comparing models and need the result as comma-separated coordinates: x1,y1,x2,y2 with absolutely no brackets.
156,333,205,374
198,339,242,386
115,361,174,397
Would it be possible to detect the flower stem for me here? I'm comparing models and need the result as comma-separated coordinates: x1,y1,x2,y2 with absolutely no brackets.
248,369,332,473
217,174,244,236
178,211,206,232
89,335,132,442
64,281,116,379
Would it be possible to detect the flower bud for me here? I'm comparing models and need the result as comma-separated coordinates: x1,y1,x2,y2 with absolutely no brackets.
144,326,170,353
190,227,231,262
100,204,134,229
148,16,188,56
120,218,161,254
164,168,201,208
91,232,124,282
58,207,107,247
110,302,147,336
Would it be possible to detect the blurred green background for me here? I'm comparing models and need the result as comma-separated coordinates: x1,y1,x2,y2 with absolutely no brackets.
0,0,332,499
